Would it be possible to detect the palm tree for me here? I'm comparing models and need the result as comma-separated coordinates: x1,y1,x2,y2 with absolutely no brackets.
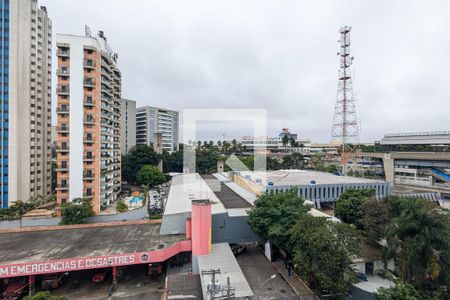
282,135,289,151
385,198,450,284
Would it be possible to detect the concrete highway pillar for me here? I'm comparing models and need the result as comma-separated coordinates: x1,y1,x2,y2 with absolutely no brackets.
383,154,395,183
191,200,212,273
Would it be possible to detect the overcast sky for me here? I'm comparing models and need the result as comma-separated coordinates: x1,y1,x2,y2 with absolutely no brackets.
41,0,450,143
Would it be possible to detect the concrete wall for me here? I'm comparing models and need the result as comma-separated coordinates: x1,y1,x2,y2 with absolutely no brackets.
0,217,61,229
211,213,259,244
0,207,149,229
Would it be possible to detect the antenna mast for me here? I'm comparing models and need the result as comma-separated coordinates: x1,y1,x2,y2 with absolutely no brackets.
331,26,360,175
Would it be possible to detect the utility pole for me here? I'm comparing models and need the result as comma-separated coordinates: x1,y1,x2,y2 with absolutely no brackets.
331,26,360,175
201,269,235,299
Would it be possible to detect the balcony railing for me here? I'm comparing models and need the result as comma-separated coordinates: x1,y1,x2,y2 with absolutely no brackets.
83,60,96,69
55,184,69,191
83,78,96,88
57,126,69,132
83,172,95,180
57,69,69,76
83,118,95,125
56,145,69,152
56,107,69,114
56,87,70,95
57,50,70,57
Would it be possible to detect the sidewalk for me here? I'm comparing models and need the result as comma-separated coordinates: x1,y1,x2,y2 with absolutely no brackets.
272,260,318,300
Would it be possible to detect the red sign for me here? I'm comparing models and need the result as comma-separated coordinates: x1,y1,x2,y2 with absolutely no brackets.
0,252,151,278
0,240,192,279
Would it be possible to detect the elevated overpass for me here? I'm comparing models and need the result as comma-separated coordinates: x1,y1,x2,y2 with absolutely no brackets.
362,152,450,198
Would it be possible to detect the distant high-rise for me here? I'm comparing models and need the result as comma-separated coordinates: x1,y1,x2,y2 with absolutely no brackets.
0,0,52,208
55,29,122,214
120,98,136,154
136,106,179,152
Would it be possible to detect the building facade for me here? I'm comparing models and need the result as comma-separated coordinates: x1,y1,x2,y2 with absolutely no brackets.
55,30,121,214
120,98,136,154
240,128,311,152
0,0,52,208
136,106,179,152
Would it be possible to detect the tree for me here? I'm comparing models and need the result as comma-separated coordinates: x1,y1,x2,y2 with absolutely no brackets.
24,291,67,300
122,144,161,184
326,164,339,174
282,153,305,169
162,148,183,173
282,135,289,150
334,189,374,229
60,198,94,225
290,215,361,296
362,199,389,244
136,165,166,188
376,281,422,300
247,189,311,248
289,137,296,148
384,197,450,287
116,200,128,213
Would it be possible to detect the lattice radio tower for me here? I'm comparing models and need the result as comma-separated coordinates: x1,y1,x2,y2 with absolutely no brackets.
331,26,360,175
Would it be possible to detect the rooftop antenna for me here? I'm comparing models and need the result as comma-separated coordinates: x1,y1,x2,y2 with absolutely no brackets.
331,26,360,175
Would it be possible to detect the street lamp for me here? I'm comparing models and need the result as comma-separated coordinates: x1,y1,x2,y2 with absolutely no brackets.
257,274,277,299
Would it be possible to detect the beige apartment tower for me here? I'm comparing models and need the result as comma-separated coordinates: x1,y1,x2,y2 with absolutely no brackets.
55,29,121,214
1,0,52,208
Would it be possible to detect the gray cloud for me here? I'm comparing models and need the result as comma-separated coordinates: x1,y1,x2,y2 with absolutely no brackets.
42,0,450,142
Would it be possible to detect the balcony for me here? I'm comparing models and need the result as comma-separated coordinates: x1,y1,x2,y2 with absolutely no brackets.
83,60,96,69
57,69,69,76
56,145,69,152
56,107,69,114
55,184,69,191
56,87,70,95
83,172,95,180
57,126,69,133
57,50,70,57
56,164,69,172
84,99,95,107
83,192,95,199
83,155,95,161
83,78,96,88
83,117,95,125
83,135,95,143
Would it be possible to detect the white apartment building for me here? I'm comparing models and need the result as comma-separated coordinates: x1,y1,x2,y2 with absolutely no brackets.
55,29,121,214
120,98,136,154
136,106,179,152
1,0,52,208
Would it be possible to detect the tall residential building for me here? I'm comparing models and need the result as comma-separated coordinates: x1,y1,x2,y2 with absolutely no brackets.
120,98,136,154
55,29,121,214
0,0,52,208
136,106,179,152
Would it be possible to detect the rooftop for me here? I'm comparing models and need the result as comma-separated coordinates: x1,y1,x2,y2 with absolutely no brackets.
239,169,386,187
202,175,252,209
164,173,227,216
197,243,253,299
0,222,184,265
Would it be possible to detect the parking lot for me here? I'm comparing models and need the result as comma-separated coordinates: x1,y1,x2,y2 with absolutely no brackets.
52,264,166,300
236,245,297,299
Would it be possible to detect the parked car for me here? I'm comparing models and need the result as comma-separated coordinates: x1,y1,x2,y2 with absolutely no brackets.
148,263,163,276
229,243,246,256
2,278,29,300
92,269,109,283
41,272,68,290
356,272,368,281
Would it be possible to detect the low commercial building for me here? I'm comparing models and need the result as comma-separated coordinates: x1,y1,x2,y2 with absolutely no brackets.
230,169,390,208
